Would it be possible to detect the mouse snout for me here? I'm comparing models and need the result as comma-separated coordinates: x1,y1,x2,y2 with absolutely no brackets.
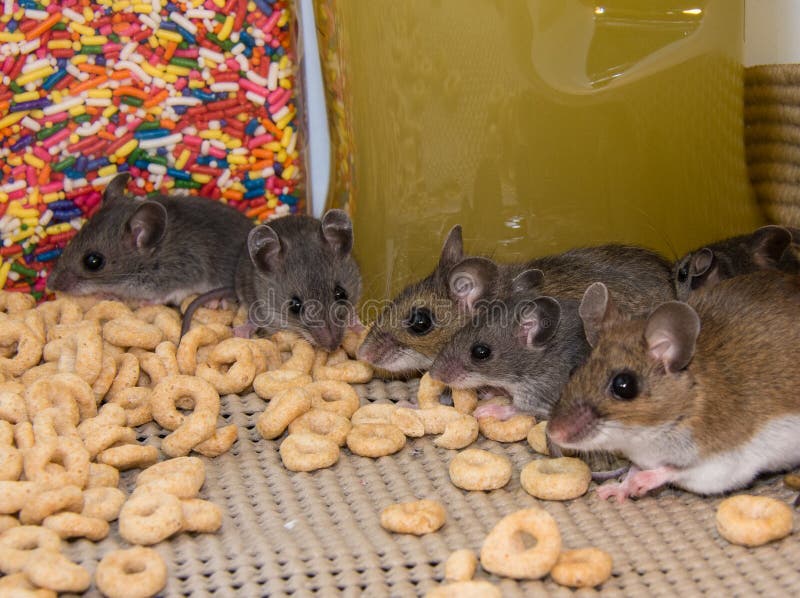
46,268,76,292
356,329,394,364
310,324,343,352
428,360,463,386
547,400,598,446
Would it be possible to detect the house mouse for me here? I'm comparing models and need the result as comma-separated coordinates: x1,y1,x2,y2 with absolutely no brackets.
231,210,362,351
47,173,254,306
672,225,800,301
358,225,674,376
547,270,800,501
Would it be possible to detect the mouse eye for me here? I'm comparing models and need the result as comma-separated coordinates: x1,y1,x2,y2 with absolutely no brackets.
82,252,105,272
610,371,638,400
470,343,491,361
677,262,690,283
406,307,433,336
334,285,348,302
288,296,303,315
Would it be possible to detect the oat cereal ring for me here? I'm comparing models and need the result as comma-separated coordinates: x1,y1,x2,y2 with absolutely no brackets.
18,485,84,526
271,330,300,351
134,349,168,387
91,350,118,400
342,327,368,358
434,414,479,450
25,373,96,423
103,316,163,350
151,375,220,457
185,303,236,329
0,439,22,482
256,387,313,440
288,409,352,446
253,370,313,400
280,338,315,373
351,403,397,425
97,444,160,471
527,421,550,455
196,337,257,395
0,515,19,534
550,547,613,588
249,338,282,372
105,353,141,400
233,304,248,328
0,571,57,598
109,387,153,427
0,320,43,377
307,381,361,418
346,423,406,458
134,305,182,345
70,326,104,385
82,487,127,522
444,549,477,582
42,512,109,541
136,457,205,498
87,463,120,489
0,291,35,314
36,298,82,330
19,362,58,388
84,300,133,323
279,432,340,472
715,495,794,547
478,413,536,443
176,324,231,375
23,437,89,490
16,310,46,346
180,498,223,533
448,449,512,491
13,423,34,451
425,581,502,598
480,508,562,579
0,481,38,515
520,458,591,501
95,547,167,598
23,550,91,593
391,408,425,438
451,389,478,414
0,525,62,574
0,387,26,424
119,489,184,545
326,348,349,366
31,409,80,444
313,358,373,383
417,373,446,409
417,405,463,435
193,424,239,458
77,404,131,457
380,499,446,535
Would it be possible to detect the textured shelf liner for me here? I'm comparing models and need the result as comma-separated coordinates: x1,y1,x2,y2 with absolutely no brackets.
63,378,800,597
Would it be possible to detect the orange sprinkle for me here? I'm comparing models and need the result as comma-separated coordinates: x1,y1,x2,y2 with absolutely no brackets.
37,164,51,185
78,64,107,76
143,89,169,108
251,148,274,160
246,204,271,218
69,75,108,95
261,119,282,139
25,12,61,42
110,70,131,81
223,190,244,201
112,86,149,100
164,41,178,62
249,159,272,171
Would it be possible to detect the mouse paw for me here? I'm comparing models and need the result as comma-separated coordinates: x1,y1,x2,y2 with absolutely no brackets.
473,404,518,421
233,322,255,338
596,481,633,503
627,467,673,497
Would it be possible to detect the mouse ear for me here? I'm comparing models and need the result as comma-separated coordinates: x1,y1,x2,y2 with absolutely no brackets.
511,269,544,294
248,225,282,272
438,225,464,271
751,225,793,269
447,257,498,311
578,282,618,347
645,301,700,373
126,201,167,250
103,173,131,203
516,296,561,347
321,209,353,255
688,248,718,290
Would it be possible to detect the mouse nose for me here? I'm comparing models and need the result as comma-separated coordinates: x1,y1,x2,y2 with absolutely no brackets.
547,400,597,446
46,268,75,292
311,324,342,352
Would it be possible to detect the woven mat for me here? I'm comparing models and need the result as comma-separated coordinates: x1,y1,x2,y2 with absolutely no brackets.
745,64,800,226
64,378,800,597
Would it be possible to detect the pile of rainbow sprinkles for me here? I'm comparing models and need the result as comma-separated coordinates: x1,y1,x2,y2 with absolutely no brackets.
0,0,303,299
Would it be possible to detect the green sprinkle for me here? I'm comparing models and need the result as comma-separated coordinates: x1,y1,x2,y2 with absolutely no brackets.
136,121,161,131
10,262,36,278
53,156,76,172
145,155,168,166
9,82,23,94
36,121,68,141
127,148,145,165
79,45,104,55
206,33,233,52
120,95,144,107
108,33,120,43
31,291,43,302
73,114,91,124
169,57,199,70
52,22,67,31
174,179,202,190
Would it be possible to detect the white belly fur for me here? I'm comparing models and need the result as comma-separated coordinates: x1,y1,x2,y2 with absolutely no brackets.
674,415,800,494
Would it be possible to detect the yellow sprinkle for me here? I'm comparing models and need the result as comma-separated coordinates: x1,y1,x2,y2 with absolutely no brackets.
102,105,117,119
218,15,234,41
276,150,287,163
30,110,44,120
47,40,73,50
165,64,190,76
280,127,293,148
98,164,119,178
147,36,159,50
132,3,152,13
87,89,113,99
211,0,225,7
0,262,12,289
22,153,45,170
279,56,289,71
139,62,164,79
80,35,108,45
16,66,54,87
70,22,95,36
70,54,89,65
110,1,130,10
114,139,138,160
224,138,242,149
199,130,222,140
188,80,205,89
0,193,7,203
281,165,297,181
22,217,39,228
279,78,292,90
227,155,247,166
175,149,191,170
10,229,36,244
0,112,26,130
202,59,217,70
42,192,63,204
0,32,24,42
8,203,38,219
267,197,277,209
6,156,23,168
149,106,163,116
46,223,72,235
156,29,183,44
277,11,289,28
82,6,94,20
192,173,212,184
276,110,295,130
68,105,86,117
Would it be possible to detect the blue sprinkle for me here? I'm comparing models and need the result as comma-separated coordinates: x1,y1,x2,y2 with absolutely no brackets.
280,194,298,206
173,106,188,115
134,128,171,140
245,118,259,136
10,135,33,152
254,0,273,15
48,200,77,210
86,157,110,171
159,21,178,32
244,177,265,190
191,89,215,102
62,169,83,179
176,26,196,44
167,168,191,181
117,163,130,173
273,163,283,176
134,160,150,170
42,69,68,91
156,147,168,157
35,249,62,262
244,189,266,200
74,156,89,173
7,19,17,32
95,56,106,67
239,31,255,47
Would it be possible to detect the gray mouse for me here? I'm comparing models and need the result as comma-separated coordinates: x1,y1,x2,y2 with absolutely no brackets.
672,225,800,301
359,224,675,376
230,210,362,350
548,270,800,500
48,173,253,305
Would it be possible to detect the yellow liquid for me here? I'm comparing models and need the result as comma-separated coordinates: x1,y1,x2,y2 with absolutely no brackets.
314,0,763,303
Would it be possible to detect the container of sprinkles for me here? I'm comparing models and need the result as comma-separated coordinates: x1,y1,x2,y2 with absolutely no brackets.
0,0,307,299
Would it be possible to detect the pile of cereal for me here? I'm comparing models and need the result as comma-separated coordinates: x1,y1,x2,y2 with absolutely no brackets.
0,0,303,297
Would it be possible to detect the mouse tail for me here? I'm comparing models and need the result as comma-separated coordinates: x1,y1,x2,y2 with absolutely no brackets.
180,287,239,338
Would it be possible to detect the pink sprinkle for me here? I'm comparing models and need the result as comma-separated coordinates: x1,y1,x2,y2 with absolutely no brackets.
40,181,64,194
42,128,71,149
32,146,51,162
183,135,202,148
239,78,267,97
247,133,272,149
26,167,36,188
7,190,25,201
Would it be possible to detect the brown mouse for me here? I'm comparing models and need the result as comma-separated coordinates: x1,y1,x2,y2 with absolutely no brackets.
547,270,800,500
673,225,800,301
358,225,675,375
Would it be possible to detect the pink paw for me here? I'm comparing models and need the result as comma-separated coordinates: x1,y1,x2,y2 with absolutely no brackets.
595,466,673,502
596,482,631,503
473,404,518,421
233,322,255,338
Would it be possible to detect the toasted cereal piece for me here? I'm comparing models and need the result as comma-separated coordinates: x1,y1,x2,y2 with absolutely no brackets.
95,547,167,598
715,495,793,547
448,449,511,491
550,547,613,588
520,458,591,501
444,549,477,581
380,499,446,535
480,508,561,580
279,433,340,472
346,423,405,458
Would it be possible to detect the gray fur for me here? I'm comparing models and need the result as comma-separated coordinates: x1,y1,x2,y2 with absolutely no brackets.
47,174,253,304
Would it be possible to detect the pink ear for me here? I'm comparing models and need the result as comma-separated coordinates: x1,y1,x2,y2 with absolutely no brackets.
517,297,560,347
127,201,167,250
644,301,700,373
447,257,497,311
